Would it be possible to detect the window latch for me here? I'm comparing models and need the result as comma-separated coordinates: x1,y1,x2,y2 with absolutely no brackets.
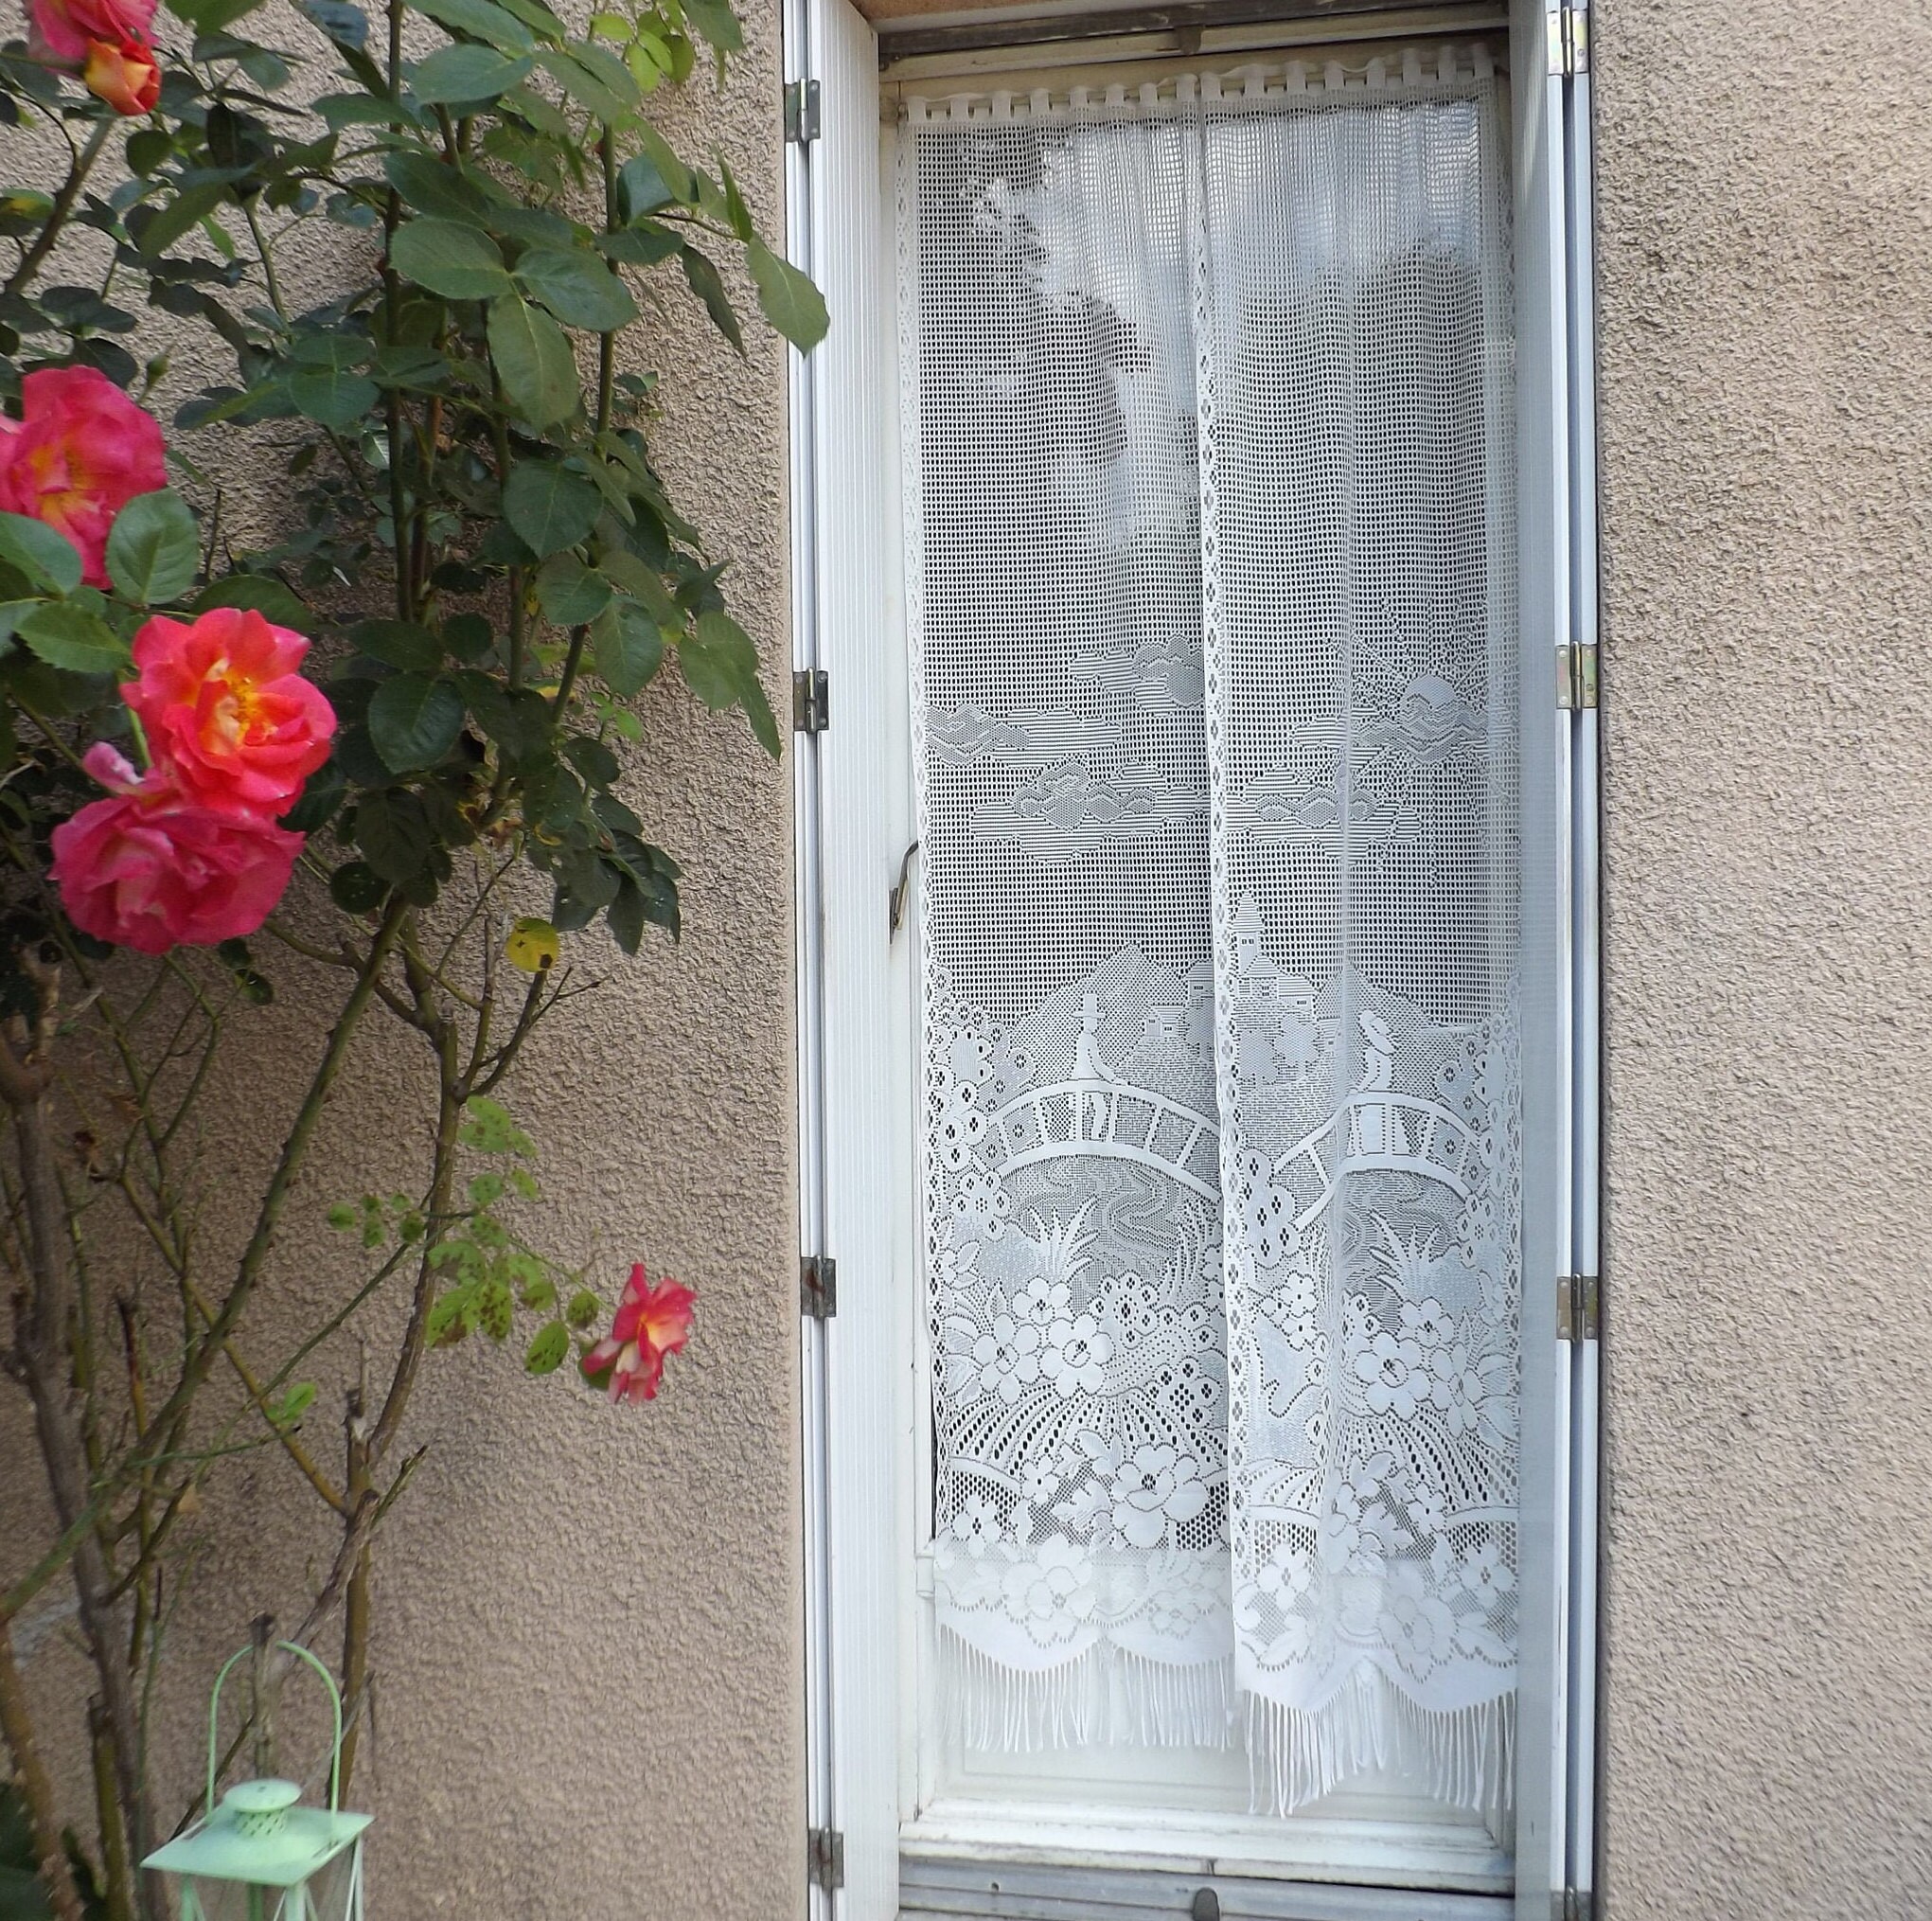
888,840,919,940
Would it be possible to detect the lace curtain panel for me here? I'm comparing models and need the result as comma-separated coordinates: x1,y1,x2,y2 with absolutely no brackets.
903,48,1520,1833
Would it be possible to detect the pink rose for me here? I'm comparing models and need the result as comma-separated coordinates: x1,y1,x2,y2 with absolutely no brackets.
0,367,167,588
581,1266,695,1404
50,745,303,954
27,0,153,64
124,608,335,816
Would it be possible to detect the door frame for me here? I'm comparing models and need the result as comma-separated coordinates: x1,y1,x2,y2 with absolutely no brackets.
784,6,1603,1914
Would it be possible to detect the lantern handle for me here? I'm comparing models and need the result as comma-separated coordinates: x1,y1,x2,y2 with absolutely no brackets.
205,1640,346,1820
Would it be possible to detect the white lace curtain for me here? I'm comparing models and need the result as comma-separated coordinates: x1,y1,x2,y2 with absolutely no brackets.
903,48,1520,1834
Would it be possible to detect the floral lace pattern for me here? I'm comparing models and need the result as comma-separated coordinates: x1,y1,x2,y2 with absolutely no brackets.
903,53,1519,1821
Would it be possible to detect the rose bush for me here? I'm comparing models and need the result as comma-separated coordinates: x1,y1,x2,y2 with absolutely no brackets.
0,0,819,1907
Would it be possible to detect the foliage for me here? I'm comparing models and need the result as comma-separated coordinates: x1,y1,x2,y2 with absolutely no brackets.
0,0,814,1911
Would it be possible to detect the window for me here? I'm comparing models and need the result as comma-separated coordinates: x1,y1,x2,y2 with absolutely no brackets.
789,5,1597,1917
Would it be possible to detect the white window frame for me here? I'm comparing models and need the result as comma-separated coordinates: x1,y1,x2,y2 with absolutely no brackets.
785,5,1602,1914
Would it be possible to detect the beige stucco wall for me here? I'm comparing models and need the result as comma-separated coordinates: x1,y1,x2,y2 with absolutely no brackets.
0,5,803,1917
1593,0,1932,1913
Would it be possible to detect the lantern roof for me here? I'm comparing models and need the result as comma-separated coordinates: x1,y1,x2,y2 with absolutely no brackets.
144,1800,370,1888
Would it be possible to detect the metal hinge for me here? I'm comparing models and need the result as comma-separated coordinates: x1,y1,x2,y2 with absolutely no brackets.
806,1826,844,1894
792,667,829,735
801,1253,837,1320
1557,1273,1600,1344
785,77,822,145
1556,640,1598,711
1546,1,1589,77
1556,1891,1594,1921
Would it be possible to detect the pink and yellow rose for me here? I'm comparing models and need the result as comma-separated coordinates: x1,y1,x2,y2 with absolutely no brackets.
0,367,167,587
582,1266,695,1404
50,745,304,954
82,35,159,114
124,608,336,816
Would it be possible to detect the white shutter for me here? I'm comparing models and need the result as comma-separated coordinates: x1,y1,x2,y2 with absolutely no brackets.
1508,2,1598,1918
791,1,904,1918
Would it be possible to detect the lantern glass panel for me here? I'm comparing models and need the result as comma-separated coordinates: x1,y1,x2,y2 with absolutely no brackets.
176,1844,362,1921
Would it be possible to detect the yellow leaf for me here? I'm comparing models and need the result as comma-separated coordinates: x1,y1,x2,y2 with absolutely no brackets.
506,916,560,973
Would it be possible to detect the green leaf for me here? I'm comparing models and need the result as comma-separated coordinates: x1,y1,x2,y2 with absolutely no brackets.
105,489,200,606
631,123,693,205
427,1288,471,1344
0,599,39,646
469,1172,505,1206
265,1380,316,1429
348,618,441,671
17,603,126,675
591,600,662,698
0,513,80,595
390,219,512,300
368,673,466,772
442,611,493,661
600,222,680,267
138,181,233,258
616,151,676,220
680,0,742,52
460,1094,534,1154
195,574,310,626
720,160,753,241
316,90,414,129
502,462,600,559
287,363,380,429
680,245,743,354
513,245,637,332
168,0,265,29
606,875,646,953
283,755,345,832
682,609,778,755
530,44,631,123
488,0,564,35
563,733,619,787
595,545,679,625
412,0,534,48
382,151,508,222
524,1319,569,1374
328,860,387,914
535,555,612,626
746,237,828,352
487,292,579,429
564,1287,600,1329
355,790,434,881
456,674,551,758
411,43,532,102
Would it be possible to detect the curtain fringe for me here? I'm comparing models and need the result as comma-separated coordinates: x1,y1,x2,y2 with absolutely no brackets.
939,1635,1514,1841
1247,1670,1515,1841
939,1630,1237,1752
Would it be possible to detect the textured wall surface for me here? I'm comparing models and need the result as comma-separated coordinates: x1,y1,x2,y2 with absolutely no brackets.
0,3,802,1917
1593,2,1932,1913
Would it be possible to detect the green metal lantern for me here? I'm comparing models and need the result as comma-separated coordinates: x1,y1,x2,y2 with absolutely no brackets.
143,1641,370,1921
